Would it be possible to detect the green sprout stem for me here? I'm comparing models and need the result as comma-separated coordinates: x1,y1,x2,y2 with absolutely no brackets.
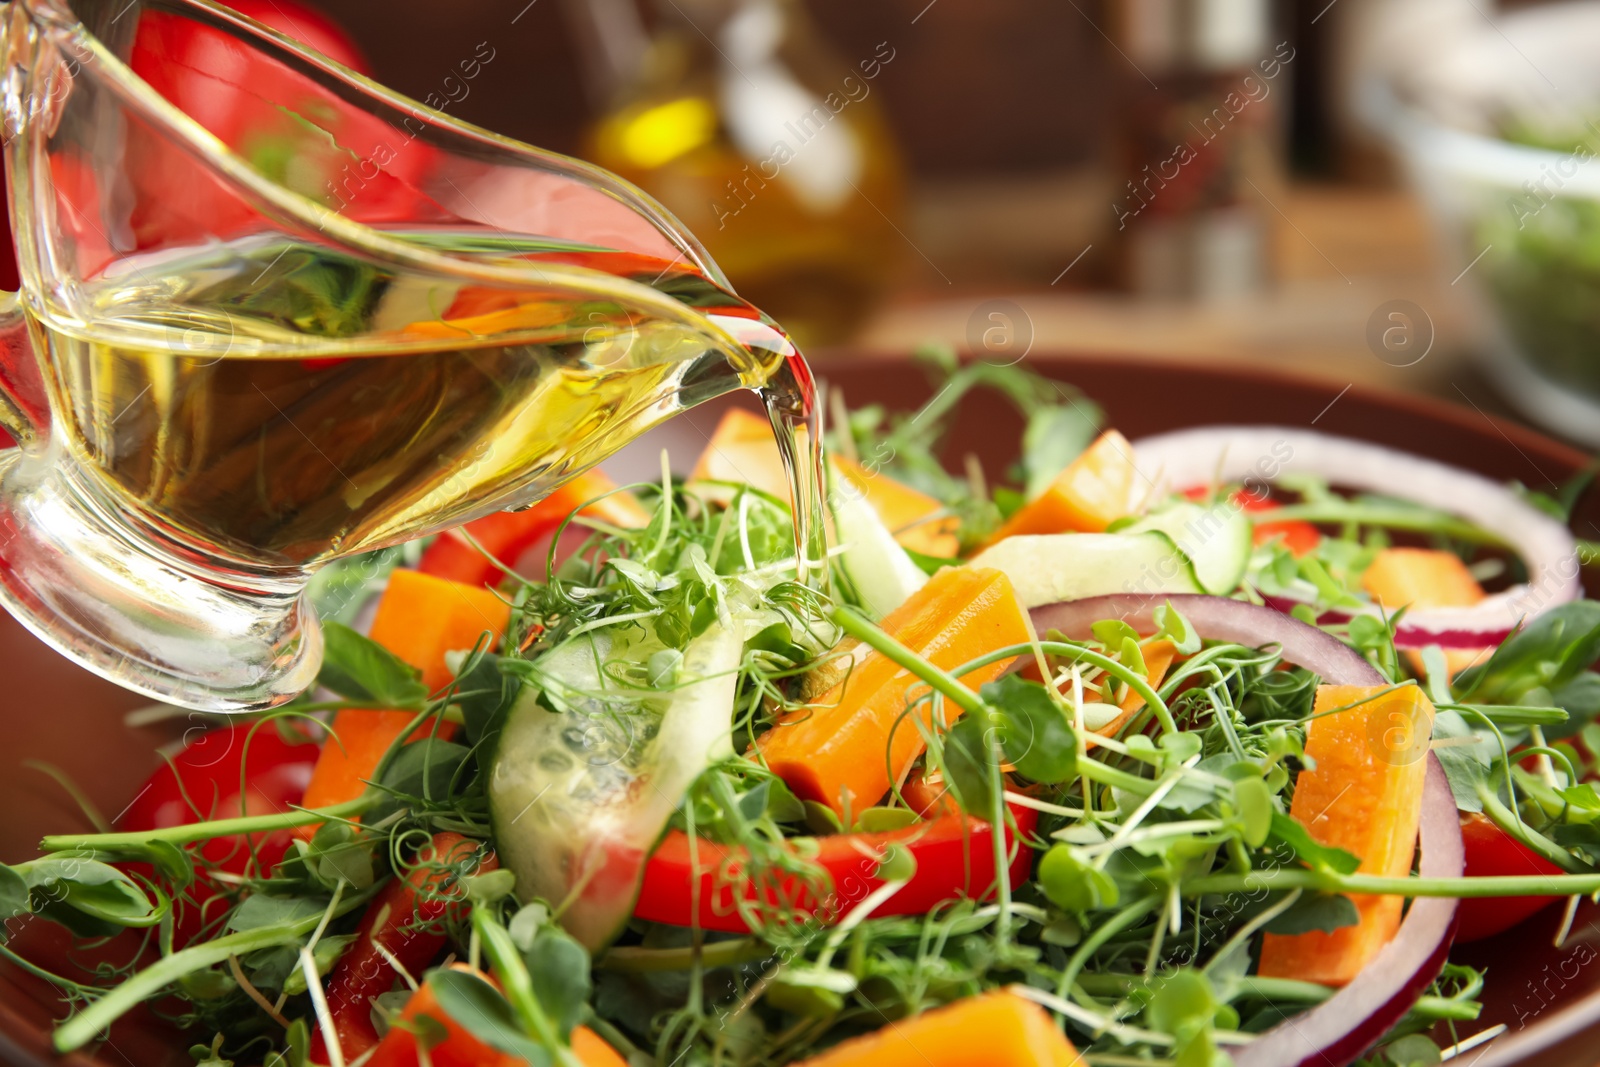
1265,502,1506,546
471,910,584,1067
831,606,984,716
38,795,374,854
1184,867,1600,898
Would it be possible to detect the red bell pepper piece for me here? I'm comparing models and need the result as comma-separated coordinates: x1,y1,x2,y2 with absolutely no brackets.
1454,812,1565,942
309,833,496,1064
418,471,648,589
634,804,1039,933
1183,487,1320,557
117,722,318,947
368,966,627,1067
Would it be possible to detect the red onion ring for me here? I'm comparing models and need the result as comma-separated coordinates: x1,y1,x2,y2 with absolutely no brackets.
1030,593,1385,686
1234,758,1461,1067
1032,593,1463,1067
1130,427,1581,648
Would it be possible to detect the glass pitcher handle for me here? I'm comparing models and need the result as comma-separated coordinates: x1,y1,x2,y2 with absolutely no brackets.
0,290,44,448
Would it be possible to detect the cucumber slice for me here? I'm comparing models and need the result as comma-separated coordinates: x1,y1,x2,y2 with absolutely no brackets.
489,619,743,950
1119,501,1251,596
968,531,1202,609
831,470,928,619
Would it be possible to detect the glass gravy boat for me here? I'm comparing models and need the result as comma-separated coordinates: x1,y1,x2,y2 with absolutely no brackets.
0,0,819,711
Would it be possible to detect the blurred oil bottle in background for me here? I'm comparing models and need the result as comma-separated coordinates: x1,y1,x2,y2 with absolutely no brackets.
574,0,906,348
1106,0,1287,300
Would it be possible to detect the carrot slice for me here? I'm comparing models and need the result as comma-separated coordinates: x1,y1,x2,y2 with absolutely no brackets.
1257,683,1437,986
791,990,1083,1067
760,566,1033,815
984,429,1140,544
1363,547,1484,610
1080,638,1176,749
298,571,512,835
1363,547,1489,675
691,408,959,557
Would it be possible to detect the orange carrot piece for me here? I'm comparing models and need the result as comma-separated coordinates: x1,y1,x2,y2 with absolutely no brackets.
831,455,960,558
1257,683,1437,986
791,990,1084,1067
571,1027,629,1067
298,571,513,835
760,566,1033,815
1363,547,1484,611
984,429,1140,545
1081,638,1176,750
1363,548,1489,675
692,408,959,557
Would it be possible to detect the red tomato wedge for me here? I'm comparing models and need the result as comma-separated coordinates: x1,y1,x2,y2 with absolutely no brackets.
634,805,1038,933
1454,812,1565,942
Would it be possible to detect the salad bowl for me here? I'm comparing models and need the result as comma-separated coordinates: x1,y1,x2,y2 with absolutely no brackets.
1,352,1598,1067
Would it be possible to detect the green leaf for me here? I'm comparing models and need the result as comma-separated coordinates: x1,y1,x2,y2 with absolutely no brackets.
802,801,843,835
1560,783,1600,811
454,653,520,748
1038,845,1119,912
426,969,551,1065
1547,673,1600,740
1377,1034,1443,1067
318,621,430,706
280,934,355,996
766,965,857,1017
508,902,550,954
464,869,518,904
228,893,326,934
525,928,592,1040
764,778,807,823
22,857,157,929
1430,710,1490,813
368,738,472,824
1118,635,1147,684
302,822,376,891
1457,602,1600,705
1022,402,1101,500
1263,892,1360,935
1091,619,1140,651
1231,777,1274,848
941,712,1000,816
1152,601,1201,656
1147,970,1217,1036
0,864,31,923
874,843,917,882
855,807,922,833
1268,813,1361,875
980,675,1078,784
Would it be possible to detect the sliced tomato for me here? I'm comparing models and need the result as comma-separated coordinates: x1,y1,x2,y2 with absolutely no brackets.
117,722,318,946
1454,811,1565,942
419,471,649,588
634,804,1039,933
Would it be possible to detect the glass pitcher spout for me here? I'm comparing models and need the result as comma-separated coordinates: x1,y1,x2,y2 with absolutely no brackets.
0,0,818,710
